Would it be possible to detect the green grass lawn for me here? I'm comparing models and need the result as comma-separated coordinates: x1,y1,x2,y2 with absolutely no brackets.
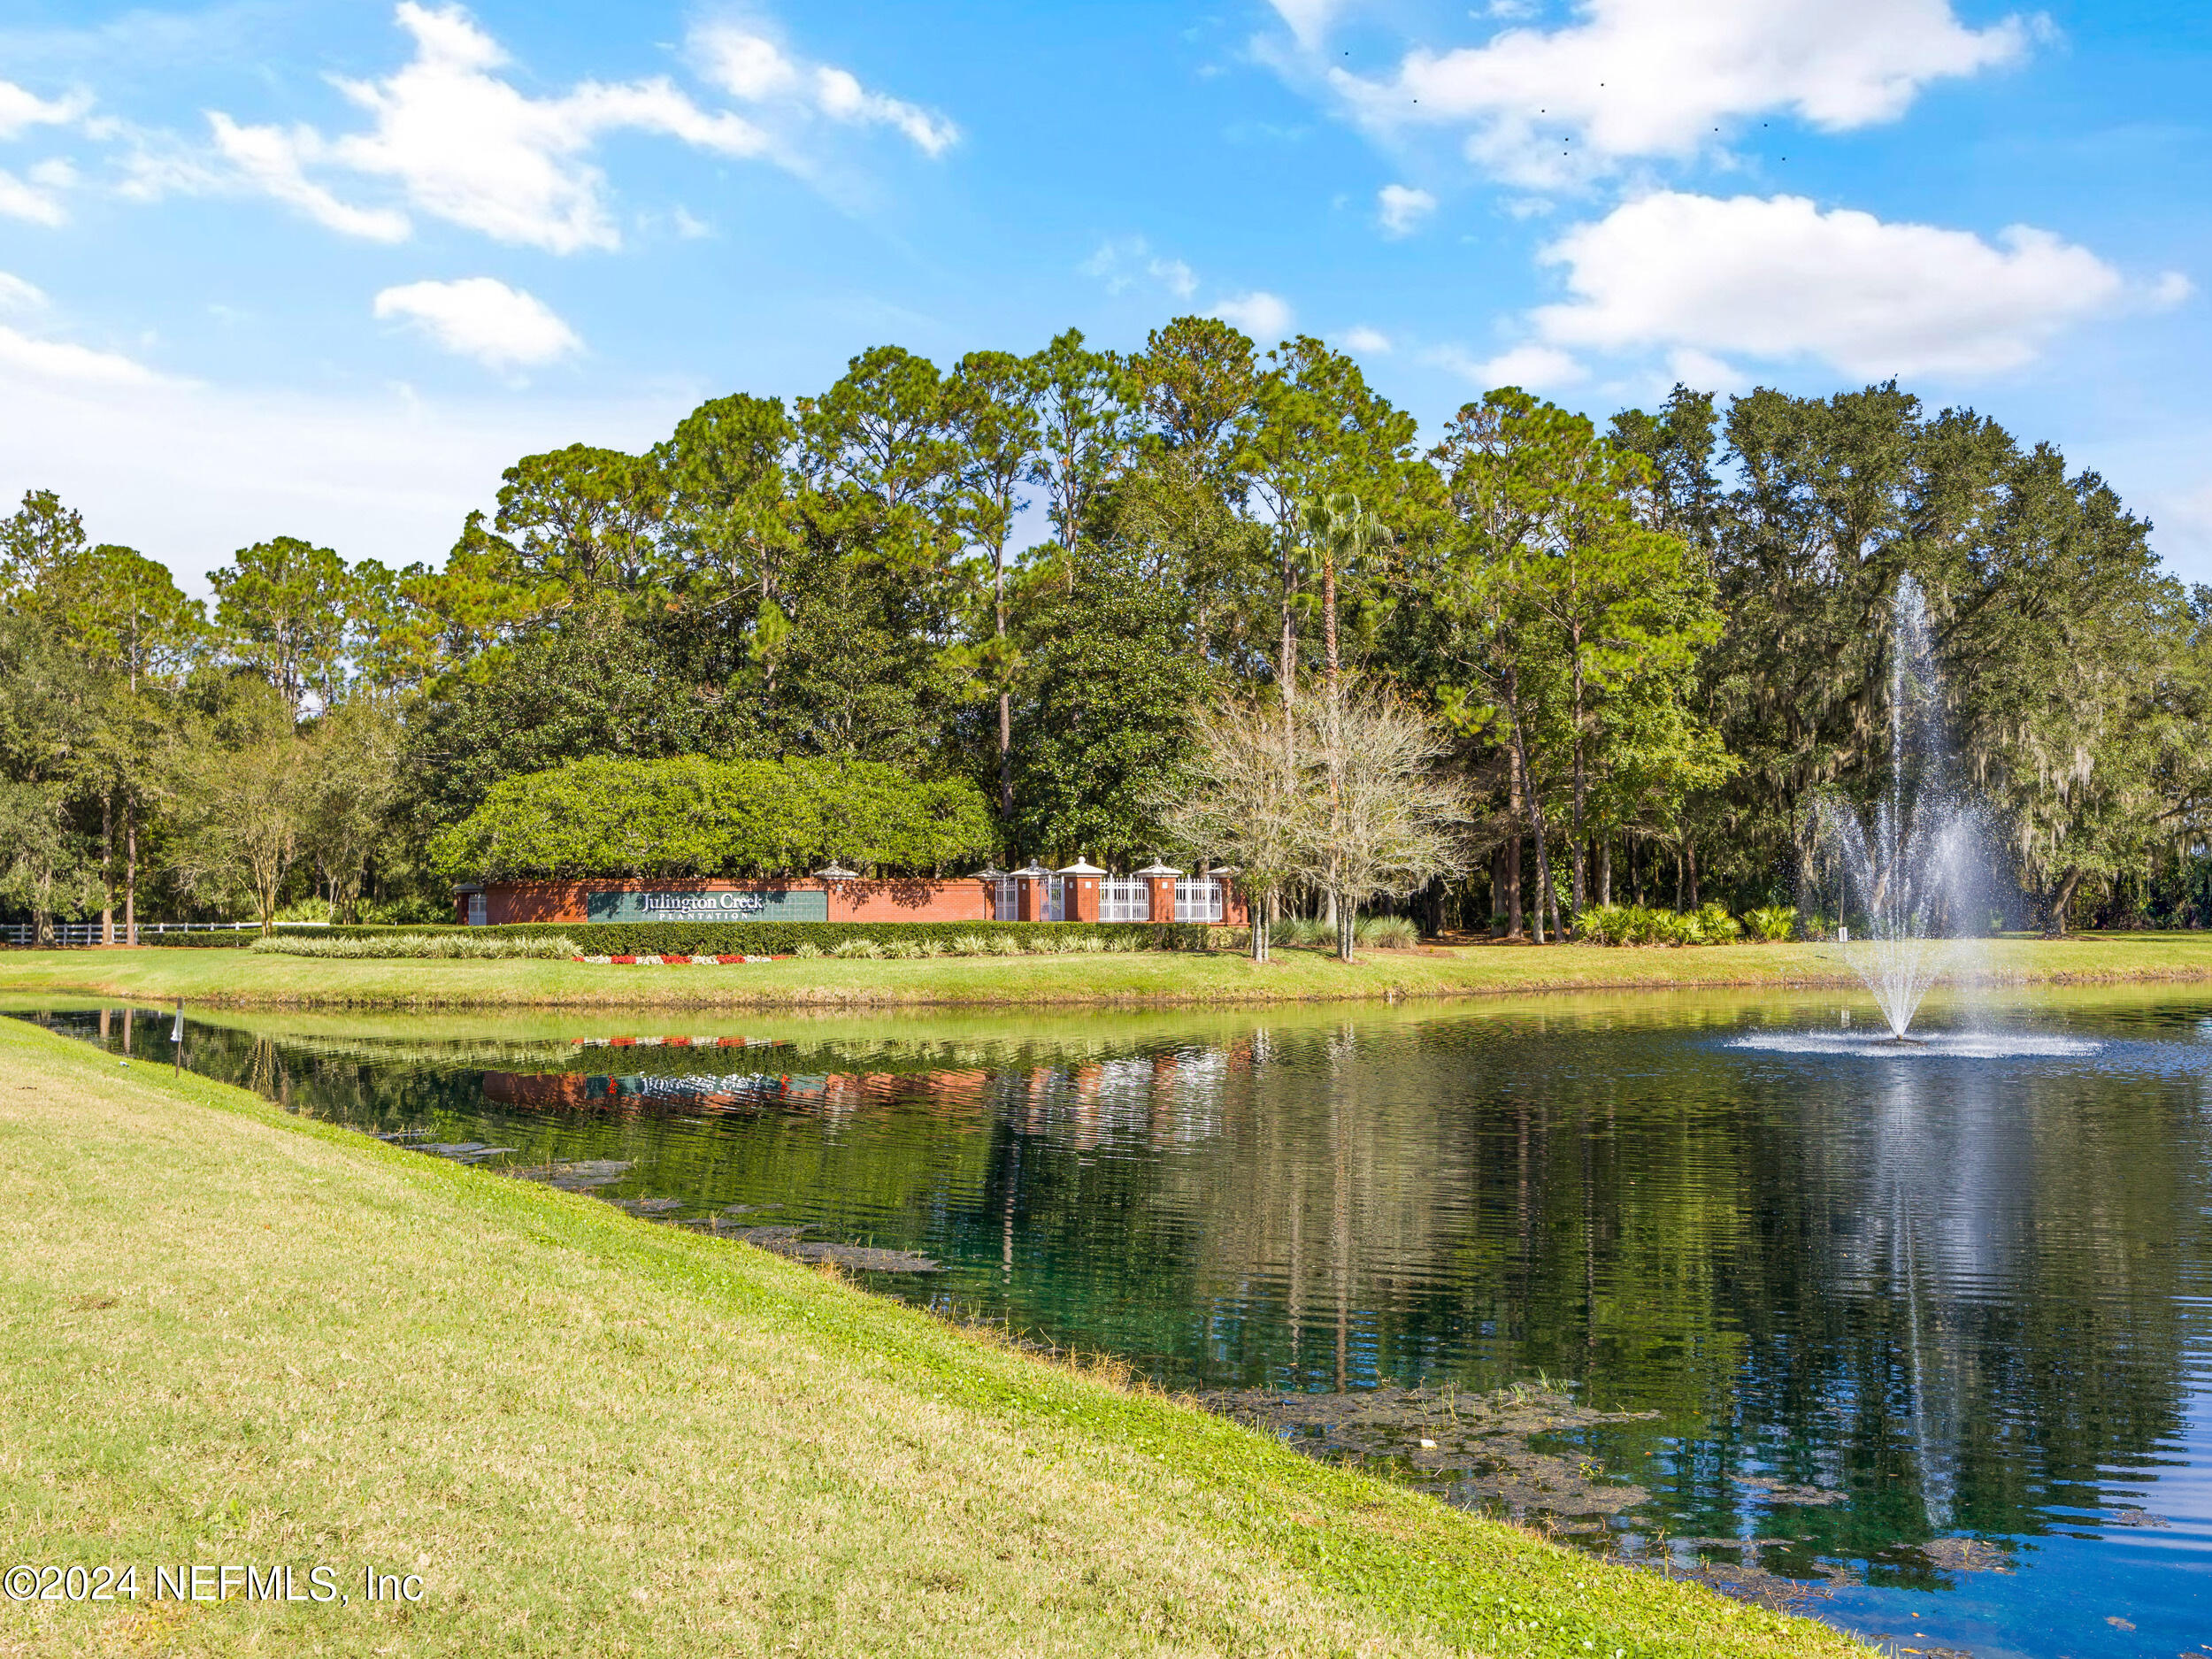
0,1017,1865,1657
4,933,2212,1010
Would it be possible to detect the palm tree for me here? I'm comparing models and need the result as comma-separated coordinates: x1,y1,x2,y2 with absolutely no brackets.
1298,492,1394,956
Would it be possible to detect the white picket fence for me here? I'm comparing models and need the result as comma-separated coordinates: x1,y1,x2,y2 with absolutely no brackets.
1,920,331,947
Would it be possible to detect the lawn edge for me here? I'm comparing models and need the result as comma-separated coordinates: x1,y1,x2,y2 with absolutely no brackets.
7,939,2212,1013
3,1016,1873,1656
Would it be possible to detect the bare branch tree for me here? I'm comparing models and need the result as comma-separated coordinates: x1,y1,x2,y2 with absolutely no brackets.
1299,682,1467,960
1155,694,1308,961
1161,682,1464,962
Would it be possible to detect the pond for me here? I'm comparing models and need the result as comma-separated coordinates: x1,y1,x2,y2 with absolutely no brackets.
19,987,2212,1657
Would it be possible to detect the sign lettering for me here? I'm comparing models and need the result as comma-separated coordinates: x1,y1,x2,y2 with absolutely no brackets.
585,888,830,924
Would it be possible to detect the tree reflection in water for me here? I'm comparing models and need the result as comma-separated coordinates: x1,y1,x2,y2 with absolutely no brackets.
32,998,2212,1655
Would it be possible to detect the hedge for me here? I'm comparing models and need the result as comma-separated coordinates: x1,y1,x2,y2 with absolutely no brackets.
429,756,996,882
145,920,1221,955
142,927,346,949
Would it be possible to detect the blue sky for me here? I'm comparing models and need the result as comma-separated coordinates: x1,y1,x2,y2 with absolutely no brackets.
0,0,2205,590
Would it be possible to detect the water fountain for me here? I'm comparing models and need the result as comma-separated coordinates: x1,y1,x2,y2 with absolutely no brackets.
1809,574,1983,1041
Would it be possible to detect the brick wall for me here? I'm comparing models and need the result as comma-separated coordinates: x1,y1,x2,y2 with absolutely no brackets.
471,874,1245,926
477,877,996,926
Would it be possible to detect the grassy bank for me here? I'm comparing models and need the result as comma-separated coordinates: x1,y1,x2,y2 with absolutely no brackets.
0,1018,1860,1657
4,933,2212,1010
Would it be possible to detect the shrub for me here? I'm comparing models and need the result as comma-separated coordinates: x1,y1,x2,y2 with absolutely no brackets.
367,919,1202,954
141,926,339,949
1574,904,1637,946
1743,904,1797,942
158,918,1220,956
1575,903,1722,947
427,755,996,882
1689,902,1742,944
830,938,883,960
246,933,580,960
1353,915,1421,950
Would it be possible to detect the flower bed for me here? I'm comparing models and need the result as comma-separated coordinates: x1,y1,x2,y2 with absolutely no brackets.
574,954,787,965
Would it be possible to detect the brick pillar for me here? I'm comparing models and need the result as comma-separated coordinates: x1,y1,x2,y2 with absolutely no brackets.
1069,875,1099,923
1221,879,1248,926
1018,876,1047,921
1147,875,1176,922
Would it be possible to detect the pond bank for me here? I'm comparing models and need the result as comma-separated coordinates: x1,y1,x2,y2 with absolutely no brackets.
4,933,2212,1010
0,1017,1861,1656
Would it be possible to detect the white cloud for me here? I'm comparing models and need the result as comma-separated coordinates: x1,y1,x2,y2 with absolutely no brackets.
1210,290,1295,341
209,3,774,254
373,277,580,371
1268,0,1348,50
0,81,88,141
1082,235,1198,300
1530,191,2154,378
1151,257,1198,300
1331,0,2029,185
1433,342,1588,390
0,272,46,312
0,167,67,224
208,113,411,242
1377,182,1435,236
693,23,958,157
2152,271,2195,308
0,324,170,388
696,31,801,100
110,126,224,204
1663,347,1745,394
811,66,957,157
1341,325,1392,354
0,269,177,387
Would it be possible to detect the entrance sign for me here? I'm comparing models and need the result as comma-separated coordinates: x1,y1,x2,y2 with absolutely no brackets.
585,888,830,923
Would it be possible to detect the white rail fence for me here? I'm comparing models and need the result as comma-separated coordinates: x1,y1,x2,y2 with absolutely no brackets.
1,921,331,947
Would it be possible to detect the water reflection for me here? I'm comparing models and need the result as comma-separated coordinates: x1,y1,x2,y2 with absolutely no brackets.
22,996,2212,1656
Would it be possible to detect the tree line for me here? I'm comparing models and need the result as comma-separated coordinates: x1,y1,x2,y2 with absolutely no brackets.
4,315,2208,942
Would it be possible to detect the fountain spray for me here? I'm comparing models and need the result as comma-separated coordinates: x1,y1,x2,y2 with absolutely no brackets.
1808,576,1985,1040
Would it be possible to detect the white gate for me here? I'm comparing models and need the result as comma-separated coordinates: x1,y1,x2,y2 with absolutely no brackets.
1100,877,1148,923
1174,878,1225,923
992,877,1021,921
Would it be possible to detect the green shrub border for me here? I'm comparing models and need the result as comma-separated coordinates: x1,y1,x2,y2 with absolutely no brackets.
143,920,1222,955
